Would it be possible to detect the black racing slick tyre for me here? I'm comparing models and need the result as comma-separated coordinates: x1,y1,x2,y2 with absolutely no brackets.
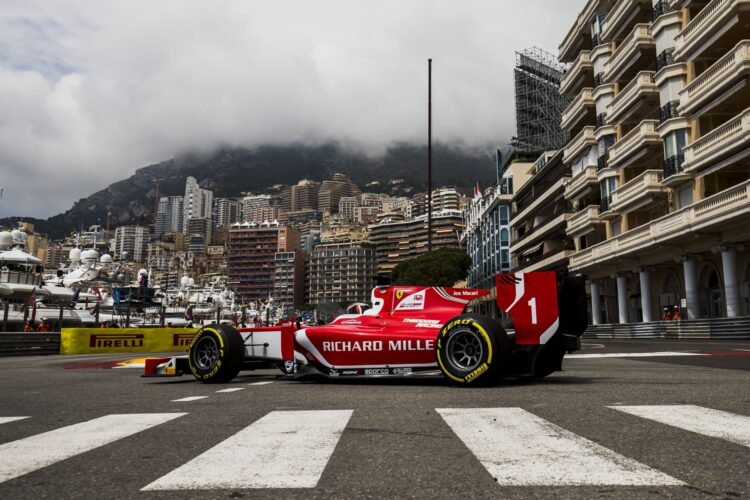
436,314,510,386
188,324,244,383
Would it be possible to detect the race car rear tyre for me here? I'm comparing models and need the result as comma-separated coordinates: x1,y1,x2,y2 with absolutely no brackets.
436,314,510,386
188,324,244,383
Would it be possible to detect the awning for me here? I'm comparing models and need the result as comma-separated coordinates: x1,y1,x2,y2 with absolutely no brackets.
0,249,42,264
521,242,544,257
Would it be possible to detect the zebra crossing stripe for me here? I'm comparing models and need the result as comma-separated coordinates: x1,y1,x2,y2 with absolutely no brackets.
0,413,185,484
0,417,29,425
436,407,684,486
610,405,750,448
142,409,352,490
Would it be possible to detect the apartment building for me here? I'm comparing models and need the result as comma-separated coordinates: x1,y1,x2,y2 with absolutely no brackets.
318,173,361,214
182,177,213,232
273,251,306,309
114,225,150,263
512,151,576,273
559,0,750,325
155,196,184,237
213,198,242,228
306,242,376,305
368,210,464,277
463,160,535,290
226,222,300,302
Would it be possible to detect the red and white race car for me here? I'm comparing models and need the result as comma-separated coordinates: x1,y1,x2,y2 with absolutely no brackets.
144,271,587,386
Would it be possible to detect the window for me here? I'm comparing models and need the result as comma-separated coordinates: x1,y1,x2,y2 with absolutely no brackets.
611,219,621,237
499,206,509,225
677,186,693,208
598,134,615,157
500,228,509,246
663,129,688,159
501,249,510,267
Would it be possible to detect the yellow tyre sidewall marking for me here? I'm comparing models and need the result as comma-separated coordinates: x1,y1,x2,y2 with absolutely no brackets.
436,320,494,384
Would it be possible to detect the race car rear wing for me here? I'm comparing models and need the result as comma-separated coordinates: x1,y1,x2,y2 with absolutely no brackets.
496,271,587,345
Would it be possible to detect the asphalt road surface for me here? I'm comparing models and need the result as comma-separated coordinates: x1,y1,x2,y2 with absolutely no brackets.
1,338,749,499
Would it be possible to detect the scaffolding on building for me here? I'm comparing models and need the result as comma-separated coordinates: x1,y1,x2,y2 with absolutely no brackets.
512,47,571,154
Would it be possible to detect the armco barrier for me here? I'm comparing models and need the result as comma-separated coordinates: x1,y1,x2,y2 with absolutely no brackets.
60,328,199,354
583,316,750,339
0,332,61,356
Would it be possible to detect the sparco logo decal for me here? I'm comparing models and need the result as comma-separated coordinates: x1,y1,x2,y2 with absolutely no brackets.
172,333,195,347
89,334,144,348
364,368,389,375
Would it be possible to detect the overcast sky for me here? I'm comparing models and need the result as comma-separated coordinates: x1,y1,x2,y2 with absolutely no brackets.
0,0,585,219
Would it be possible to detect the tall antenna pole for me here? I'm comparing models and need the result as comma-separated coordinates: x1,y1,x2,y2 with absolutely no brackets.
427,58,433,253
153,178,160,237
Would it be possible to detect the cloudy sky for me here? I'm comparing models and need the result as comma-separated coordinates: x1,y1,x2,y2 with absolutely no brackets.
0,0,585,219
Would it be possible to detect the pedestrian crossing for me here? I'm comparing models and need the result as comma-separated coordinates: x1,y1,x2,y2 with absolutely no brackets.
0,405,748,490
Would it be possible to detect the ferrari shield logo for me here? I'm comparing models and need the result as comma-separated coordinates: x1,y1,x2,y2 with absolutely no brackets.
396,290,404,300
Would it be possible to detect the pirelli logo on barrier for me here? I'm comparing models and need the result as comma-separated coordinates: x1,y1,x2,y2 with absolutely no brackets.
173,333,196,347
89,333,144,348
61,328,199,355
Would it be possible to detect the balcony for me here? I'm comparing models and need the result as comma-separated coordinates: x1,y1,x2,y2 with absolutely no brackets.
569,179,750,272
597,152,610,171
514,249,576,273
660,100,680,122
603,24,656,84
602,0,653,42
678,40,750,119
662,153,693,187
565,164,600,200
511,213,573,254
608,119,662,168
563,126,597,164
655,48,675,72
651,0,677,21
561,88,596,132
609,169,668,213
561,51,593,96
606,71,659,124
566,205,605,236
596,112,608,128
511,177,569,227
559,0,602,62
683,108,750,174
674,0,750,62
598,194,619,220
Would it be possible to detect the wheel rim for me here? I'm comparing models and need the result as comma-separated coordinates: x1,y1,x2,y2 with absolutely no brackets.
193,335,220,370
445,328,484,372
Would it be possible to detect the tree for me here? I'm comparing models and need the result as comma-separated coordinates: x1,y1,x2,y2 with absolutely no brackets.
391,248,470,287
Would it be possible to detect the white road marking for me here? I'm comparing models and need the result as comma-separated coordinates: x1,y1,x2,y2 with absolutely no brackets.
567,352,707,359
142,409,353,490
0,417,29,425
215,388,244,393
248,380,274,386
171,396,209,402
0,413,185,483
436,407,683,486
610,405,750,448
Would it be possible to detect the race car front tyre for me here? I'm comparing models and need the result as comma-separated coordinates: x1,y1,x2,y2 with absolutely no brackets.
436,314,510,386
188,324,244,383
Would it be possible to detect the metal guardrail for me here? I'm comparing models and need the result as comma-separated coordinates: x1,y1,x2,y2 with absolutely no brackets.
0,332,60,356
583,317,750,339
